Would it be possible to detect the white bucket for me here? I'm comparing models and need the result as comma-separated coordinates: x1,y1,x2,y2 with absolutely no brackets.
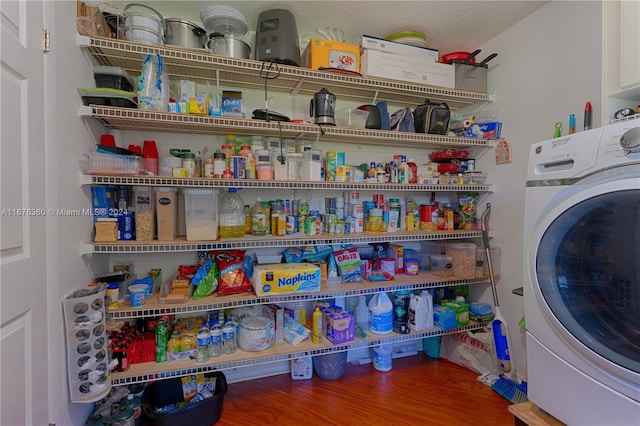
373,344,393,372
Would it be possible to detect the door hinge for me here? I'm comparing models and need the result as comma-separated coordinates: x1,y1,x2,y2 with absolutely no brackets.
43,29,50,53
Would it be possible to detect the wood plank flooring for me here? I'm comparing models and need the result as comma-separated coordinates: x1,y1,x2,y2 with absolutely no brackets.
216,354,514,426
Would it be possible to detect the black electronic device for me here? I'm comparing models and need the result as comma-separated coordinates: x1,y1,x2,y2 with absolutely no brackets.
255,9,301,66
252,109,291,122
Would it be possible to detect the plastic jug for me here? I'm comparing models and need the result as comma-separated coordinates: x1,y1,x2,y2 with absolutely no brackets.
219,188,245,238
355,295,369,333
368,291,393,334
392,290,411,334
409,293,427,331
373,344,393,372
425,291,434,329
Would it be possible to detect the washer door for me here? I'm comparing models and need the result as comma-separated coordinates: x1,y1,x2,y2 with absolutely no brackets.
536,185,640,374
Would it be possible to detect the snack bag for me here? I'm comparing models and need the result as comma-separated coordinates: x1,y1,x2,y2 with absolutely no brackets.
214,250,252,296
458,192,479,230
333,247,363,283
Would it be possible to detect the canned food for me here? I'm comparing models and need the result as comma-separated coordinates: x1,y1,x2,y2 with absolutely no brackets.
286,215,298,234
304,216,316,236
155,319,168,363
344,191,360,205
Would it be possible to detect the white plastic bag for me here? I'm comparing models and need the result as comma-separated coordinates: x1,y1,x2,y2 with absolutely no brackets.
440,329,500,375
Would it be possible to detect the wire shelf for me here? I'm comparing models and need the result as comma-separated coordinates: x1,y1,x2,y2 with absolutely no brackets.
111,321,489,386
88,174,491,192
108,275,489,320
93,230,483,253
78,35,490,110
83,105,493,148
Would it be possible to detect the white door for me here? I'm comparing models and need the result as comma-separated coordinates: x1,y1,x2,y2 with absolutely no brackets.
1,0,49,425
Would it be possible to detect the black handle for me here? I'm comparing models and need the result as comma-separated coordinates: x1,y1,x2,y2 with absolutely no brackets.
310,99,314,117
462,49,481,64
479,53,498,66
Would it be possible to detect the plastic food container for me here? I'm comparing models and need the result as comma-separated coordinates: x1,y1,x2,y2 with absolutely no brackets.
445,242,477,279
128,284,148,307
93,66,135,92
134,187,156,241
155,187,178,241
430,254,453,277
183,188,218,241
335,108,369,128
237,316,275,351
82,152,141,175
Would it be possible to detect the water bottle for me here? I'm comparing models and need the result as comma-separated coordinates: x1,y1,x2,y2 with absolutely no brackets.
219,188,246,238
196,327,210,363
209,319,223,357
223,318,237,354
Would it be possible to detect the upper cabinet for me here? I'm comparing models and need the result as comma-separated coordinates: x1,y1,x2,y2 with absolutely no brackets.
603,1,640,121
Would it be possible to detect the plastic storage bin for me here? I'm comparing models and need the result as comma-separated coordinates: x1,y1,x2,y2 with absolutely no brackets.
183,188,219,241
93,66,135,92
82,152,141,175
313,351,347,380
142,371,227,426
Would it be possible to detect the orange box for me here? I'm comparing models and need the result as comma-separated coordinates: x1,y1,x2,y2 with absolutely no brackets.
302,38,360,73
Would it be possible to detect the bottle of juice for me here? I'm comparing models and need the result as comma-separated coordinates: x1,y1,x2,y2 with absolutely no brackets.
251,198,267,236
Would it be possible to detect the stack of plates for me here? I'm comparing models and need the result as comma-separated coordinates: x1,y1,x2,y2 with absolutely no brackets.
200,5,248,37
385,30,428,48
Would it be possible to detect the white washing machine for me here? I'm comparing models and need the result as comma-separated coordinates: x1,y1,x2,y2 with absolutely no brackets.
523,118,640,426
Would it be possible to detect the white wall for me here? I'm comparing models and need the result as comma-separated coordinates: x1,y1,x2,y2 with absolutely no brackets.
47,2,103,424
475,0,602,379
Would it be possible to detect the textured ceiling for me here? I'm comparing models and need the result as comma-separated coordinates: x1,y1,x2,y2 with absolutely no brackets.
103,0,549,55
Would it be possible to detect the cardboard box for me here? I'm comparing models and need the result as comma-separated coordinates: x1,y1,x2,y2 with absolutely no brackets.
252,263,321,296
360,50,454,88
360,35,438,62
264,303,284,343
434,304,458,330
221,90,243,117
303,38,360,73
460,121,503,140
389,244,404,273
322,307,354,344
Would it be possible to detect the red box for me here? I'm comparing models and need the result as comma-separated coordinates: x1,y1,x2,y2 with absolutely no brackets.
127,334,156,364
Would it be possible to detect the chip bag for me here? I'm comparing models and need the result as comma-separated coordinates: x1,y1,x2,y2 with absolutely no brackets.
214,250,252,296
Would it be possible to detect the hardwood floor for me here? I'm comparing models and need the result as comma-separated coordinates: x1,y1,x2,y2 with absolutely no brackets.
216,354,514,426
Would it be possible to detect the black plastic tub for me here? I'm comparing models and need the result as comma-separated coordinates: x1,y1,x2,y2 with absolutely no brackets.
142,371,227,426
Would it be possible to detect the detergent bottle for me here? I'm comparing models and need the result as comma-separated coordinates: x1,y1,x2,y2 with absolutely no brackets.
409,292,427,331
368,291,393,334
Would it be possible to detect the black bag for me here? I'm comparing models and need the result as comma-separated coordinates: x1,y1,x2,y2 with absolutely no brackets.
413,99,450,135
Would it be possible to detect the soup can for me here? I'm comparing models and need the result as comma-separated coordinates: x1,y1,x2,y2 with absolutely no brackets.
286,215,298,234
